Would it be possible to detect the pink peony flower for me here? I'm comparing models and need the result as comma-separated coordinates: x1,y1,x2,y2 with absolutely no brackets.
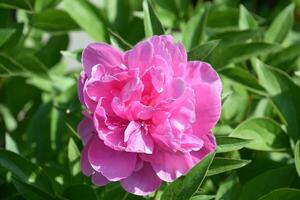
77,35,222,196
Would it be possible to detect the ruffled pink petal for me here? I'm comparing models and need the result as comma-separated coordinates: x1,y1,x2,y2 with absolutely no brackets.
80,141,93,176
82,43,123,77
124,121,154,154
92,172,110,186
142,150,194,182
185,61,222,96
120,163,161,196
150,119,180,151
88,136,137,181
120,78,144,102
93,105,126,151
77,117,94,145
190,132,216,164
125,40,153,76
192,83,222,137
179,134,204,152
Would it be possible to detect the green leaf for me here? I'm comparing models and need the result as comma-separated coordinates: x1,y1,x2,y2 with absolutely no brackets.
61,49,82,63
0,0,34,11
62,0,108,41
183,4,210,50
253,59,300,142
230,117,290,151
63,185,97,200
295,140,300,177
0,150,54,194
109,29,133,51
36,34,69,68
0,53,26,77
207,158,251,176
259,188,300,200
188,40,220,61
143,0,164,37
190,195,215,200
238,5,258,30
216,136,252,153
207,6,239,29
212,42,279,67
238,166,297,200
161,152,215,200
266,40,300,69
31,9,79,33
13,178,56,200
265,4,294,44
0,28,15,47
215,174,241,200
68,138,80,176
219,67,266,95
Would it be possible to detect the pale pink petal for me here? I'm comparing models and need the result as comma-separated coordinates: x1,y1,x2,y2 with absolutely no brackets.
92,172,110,186
179,134,204,152
124,121,154,154
88,136,137,181
120,78,144,102
120,163,161,196
150,67,165,93
82,43,123,77
185,61,222,96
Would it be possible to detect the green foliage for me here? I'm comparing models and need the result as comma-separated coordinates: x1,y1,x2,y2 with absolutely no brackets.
0,0,300,200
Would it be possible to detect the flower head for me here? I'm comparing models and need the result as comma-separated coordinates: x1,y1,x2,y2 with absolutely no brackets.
78,35,222,196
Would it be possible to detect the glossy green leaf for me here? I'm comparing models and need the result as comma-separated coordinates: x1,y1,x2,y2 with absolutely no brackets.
238,5,258,30
109,29,133,51
0,150,54,194
62,0,108,41
31,9,79,32
0,28,15,47
259,188,300,200
207,158,251,176
238,166,297,200
265,4,294,43
183,4,209,50
61,49,82,63
212,42,279,67
253,59,300,142
161,152,215,200
63,185,97,200
143,0,164,37
190,195,215,200
216,174,241,200
68,138,80,176
266,40,300,69
13,178,56,200
36,34,69,68
295,140,300,177
188,40,220,61
230,117,290,151
219,67,266,95
0,0,34,10
216,136,252,153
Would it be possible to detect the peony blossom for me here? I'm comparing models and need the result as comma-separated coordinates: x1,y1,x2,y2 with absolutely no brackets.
77,35,222,196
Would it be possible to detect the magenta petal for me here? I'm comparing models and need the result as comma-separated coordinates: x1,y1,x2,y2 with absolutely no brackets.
80,142,93,176
77,117,94,145
82,43,123,77
88,136,137,181
78,72,87,104
120,163,161,196
92,172,110,186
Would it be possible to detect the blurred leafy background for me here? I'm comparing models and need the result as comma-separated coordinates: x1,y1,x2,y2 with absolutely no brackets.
0,0,300,199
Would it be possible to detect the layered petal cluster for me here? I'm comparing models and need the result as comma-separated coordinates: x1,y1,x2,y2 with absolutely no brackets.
78,35,222,196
